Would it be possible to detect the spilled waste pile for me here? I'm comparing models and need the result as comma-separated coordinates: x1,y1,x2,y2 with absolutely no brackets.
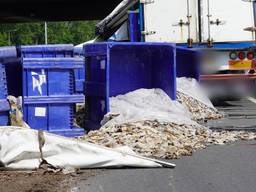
85,120,209,159
82,79,256,159
176,78,222,121
85,120,256,159
176,91,222,121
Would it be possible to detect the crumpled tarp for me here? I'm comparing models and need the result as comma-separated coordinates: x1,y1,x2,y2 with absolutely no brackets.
0,127,175,170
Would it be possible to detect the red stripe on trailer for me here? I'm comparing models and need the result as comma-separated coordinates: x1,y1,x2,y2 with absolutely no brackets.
201,74,256,80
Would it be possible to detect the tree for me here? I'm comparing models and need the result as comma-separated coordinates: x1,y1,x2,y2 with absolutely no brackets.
0,20,97,46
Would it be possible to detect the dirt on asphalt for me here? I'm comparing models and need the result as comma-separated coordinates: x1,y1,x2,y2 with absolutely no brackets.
0,169,100,192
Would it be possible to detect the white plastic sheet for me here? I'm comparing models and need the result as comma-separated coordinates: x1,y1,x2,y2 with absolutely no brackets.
101,88,194,127
0,127,174,170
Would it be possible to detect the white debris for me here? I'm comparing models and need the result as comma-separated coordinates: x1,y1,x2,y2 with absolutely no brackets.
177,77,214,108
207,131,256,145
176,91,222,121
176,78,222,121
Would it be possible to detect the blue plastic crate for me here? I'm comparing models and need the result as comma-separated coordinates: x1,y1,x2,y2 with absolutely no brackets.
0,63,9,126
176,47,200,80
20,45,85,137
84,42,176,130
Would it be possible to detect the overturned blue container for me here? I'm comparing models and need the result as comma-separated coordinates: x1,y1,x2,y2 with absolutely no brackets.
19,45,84,137
0,63,9,125
84,42,176,130
0,46,18,126
176,47,200,80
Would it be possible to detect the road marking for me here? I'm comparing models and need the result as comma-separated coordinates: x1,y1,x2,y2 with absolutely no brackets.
247,97,256,104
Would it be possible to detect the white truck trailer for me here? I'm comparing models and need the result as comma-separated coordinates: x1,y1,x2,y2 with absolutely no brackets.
140,0,256,98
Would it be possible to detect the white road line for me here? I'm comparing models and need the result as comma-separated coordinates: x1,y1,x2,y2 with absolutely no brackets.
247,97,256,104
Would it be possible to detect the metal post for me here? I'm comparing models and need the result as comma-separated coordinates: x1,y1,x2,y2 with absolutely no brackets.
186,0,193,47
8,31,11,46
187,0,191,39
207,0,213,47
7,29,17,45
242,0,256,44
44,22,48,45
198,0,203,43
252,0,256,41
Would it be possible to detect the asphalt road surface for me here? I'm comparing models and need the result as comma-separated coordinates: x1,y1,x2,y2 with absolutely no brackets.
76,98,256,192
206,98,256,131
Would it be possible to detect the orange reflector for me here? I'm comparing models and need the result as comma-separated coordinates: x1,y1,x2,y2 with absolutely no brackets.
252,61,256,68
229,60,253,70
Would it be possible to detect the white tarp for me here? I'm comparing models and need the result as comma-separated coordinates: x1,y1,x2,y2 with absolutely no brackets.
101,88,194,127
0,127,174,170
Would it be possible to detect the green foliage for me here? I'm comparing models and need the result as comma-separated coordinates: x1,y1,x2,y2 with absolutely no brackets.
0,21,97,46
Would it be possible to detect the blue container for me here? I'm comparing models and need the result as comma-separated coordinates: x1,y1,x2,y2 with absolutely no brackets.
176,47,200,80
0,63,10,126
84,42,176,130
0,46,17,125
20,45,85,137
